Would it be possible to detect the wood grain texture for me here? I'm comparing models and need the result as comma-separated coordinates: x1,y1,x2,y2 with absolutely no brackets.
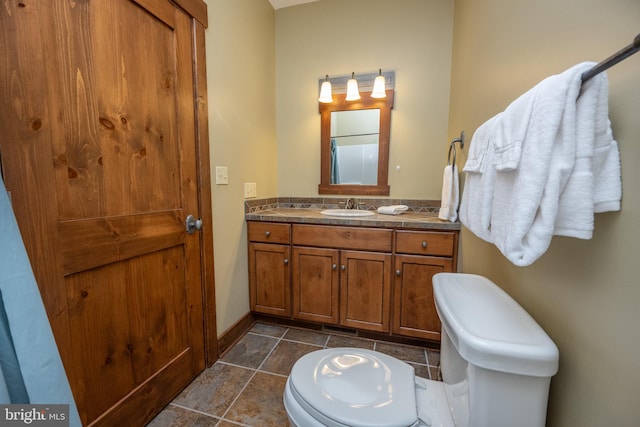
0,1,212,425
395,230,457,257
249,243,292,317
248,221,291,244
392,255,453,341
292,246,340,324
292,224,392,252
340,250,392,332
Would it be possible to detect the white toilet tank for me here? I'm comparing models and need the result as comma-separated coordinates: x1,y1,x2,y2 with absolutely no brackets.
432,273,559,427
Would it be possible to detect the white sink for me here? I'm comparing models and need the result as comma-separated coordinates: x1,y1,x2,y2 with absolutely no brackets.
321,209,375,217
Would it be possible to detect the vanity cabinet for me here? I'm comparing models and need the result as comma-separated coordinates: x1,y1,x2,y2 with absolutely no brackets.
291,246,339,324
247,220,458,342
292,225,393,333
248,222,292,317
393,231,457,341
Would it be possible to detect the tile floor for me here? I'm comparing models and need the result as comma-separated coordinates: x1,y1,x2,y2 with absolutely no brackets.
147,322,441,427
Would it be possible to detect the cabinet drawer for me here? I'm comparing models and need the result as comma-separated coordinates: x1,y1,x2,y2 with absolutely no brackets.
395,230,456,256
248,222,291,244
292,224,392,252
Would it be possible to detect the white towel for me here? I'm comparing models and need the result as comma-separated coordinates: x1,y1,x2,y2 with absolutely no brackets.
377,205,409,215
490,63,589,265
459,115,501,243
554,70,621,237
460,62,621,266
438,164,459,222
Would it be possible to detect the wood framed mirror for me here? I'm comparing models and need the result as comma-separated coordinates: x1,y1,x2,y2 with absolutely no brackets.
318,90,394,195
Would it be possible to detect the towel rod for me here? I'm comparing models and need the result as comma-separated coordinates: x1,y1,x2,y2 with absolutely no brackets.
581,33,640,83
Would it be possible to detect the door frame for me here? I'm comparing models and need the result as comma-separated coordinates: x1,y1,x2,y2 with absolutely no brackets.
189,5,219,367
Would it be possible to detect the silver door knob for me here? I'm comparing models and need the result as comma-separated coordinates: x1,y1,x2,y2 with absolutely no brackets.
185,214,203,234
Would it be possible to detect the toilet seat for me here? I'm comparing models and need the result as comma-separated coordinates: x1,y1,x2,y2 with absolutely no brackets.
288,348,419,427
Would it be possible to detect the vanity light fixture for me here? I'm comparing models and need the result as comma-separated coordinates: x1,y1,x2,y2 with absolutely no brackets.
345,72,361,101
318,75,333,103
371,69,386,98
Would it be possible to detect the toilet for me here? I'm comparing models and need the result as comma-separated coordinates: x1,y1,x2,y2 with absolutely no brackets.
283,273,559,427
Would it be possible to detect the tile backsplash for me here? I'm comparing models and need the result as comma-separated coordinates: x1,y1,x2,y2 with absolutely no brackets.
244,197,441,214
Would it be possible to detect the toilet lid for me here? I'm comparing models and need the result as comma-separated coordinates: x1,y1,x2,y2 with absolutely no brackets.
289,348,418,427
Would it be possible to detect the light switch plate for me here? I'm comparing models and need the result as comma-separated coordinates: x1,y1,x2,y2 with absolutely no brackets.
244,182,257,198
215,166,228,185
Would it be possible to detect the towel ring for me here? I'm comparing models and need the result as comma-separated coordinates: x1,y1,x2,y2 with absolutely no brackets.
448,143,457,167
447,131,465,167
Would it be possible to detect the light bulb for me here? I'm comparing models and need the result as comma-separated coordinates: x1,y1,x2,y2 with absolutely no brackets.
318,75,333,103
371,69,386,98
345,72,361,101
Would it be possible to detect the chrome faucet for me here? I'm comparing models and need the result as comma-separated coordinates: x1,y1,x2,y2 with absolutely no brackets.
344,198,357,209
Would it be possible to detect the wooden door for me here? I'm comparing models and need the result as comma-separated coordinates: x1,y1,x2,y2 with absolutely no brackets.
292,246,339,324
340,251,392,332
393,255,453,341
0,1,213,425
249,243,292,317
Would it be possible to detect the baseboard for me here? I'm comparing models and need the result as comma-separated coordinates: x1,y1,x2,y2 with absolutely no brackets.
217,312,256,357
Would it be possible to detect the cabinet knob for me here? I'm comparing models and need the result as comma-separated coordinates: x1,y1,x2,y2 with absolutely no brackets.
341,265,346,271
284,258,288,265
265,231,271,237
421,241,428,248
332,264,337,270
396,269,401,276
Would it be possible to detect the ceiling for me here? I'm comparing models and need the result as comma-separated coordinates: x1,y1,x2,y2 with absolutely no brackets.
268,0,320,10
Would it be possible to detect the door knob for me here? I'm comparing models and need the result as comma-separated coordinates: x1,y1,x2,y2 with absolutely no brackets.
185,214,203,234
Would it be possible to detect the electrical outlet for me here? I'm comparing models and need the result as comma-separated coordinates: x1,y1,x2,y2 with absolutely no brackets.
215,166,228,185
244,182,257,198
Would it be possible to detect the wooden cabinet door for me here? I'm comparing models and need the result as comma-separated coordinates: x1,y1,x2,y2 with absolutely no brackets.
340,251,392,332
0,1,209,425
249,243,292,317
292,247,339,324
393,255,453,341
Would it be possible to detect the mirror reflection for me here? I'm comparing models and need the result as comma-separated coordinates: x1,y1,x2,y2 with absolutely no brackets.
330,109,380,185
319,91,393,196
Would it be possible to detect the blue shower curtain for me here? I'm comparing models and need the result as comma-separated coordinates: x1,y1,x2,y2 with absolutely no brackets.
0,177,81,426
330,137,340,184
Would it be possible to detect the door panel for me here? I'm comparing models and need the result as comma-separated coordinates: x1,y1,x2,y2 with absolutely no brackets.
292,246,340,324
249,243,292,317
0,1,208,425
340,251,392,332
393,255,452,341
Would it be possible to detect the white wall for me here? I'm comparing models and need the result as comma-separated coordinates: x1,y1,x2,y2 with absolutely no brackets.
205,0,277,334
205,1,640,423
448,0,640,425
276,0,455,198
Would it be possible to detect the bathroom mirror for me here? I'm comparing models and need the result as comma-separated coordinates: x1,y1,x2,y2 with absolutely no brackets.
318,90,394,195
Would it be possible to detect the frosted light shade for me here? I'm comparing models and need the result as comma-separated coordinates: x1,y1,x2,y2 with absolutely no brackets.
318,80,333,103
371,74,386,98
345,76,361,101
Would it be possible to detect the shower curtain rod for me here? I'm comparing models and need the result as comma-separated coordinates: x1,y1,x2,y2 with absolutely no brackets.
581,33,640,83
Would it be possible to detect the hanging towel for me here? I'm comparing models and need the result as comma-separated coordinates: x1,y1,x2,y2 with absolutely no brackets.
438,164,459,222
555,72,622,238
489,62,589,265
460,62,622,266
377,205,409,215
459,114,502,243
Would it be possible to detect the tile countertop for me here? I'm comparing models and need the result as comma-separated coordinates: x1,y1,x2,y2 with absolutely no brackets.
245,207,460,231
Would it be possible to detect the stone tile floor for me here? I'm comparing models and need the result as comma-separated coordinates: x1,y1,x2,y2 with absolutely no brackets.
147,322,441,426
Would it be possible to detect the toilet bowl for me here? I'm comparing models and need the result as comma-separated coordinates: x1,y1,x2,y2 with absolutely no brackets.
283,347,454,427
284,273,559,427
